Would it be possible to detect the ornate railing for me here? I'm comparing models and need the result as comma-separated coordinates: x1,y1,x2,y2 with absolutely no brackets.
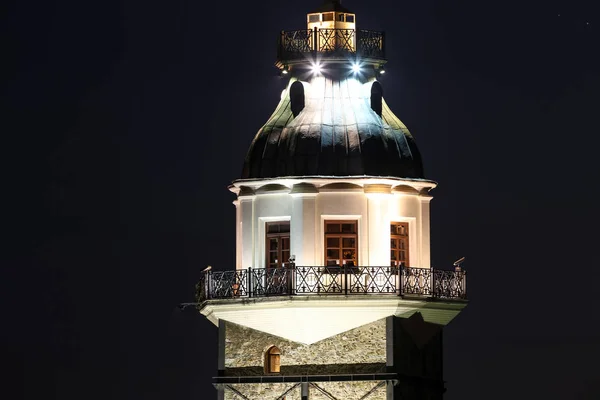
277,28,385,61
197,266,466,302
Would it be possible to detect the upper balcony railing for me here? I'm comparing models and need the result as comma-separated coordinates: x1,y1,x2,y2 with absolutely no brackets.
277,28,385,62
196,265,466,303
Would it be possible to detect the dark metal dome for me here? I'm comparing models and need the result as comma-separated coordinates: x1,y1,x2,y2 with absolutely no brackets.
241,77,424,180
309,0,354,14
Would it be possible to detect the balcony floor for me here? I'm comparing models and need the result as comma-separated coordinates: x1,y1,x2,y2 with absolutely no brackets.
199,295,466,345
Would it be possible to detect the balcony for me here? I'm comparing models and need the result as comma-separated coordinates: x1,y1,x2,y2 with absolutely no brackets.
277,28,385,63
196,265,466,303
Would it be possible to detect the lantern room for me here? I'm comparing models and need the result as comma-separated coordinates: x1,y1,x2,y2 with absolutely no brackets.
307,0,356,31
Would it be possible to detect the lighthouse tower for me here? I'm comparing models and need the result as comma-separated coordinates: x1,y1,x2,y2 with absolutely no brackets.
196,1,467,399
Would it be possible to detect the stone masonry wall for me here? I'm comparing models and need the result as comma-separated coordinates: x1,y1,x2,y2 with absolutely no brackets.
224,318,387,376
224,383,301,400
224,382,387,400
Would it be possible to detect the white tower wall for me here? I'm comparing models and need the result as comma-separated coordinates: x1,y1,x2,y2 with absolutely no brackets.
234,178,435,270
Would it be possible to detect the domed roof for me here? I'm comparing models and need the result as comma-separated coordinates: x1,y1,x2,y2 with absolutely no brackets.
241,76,424,180
309,0,354,14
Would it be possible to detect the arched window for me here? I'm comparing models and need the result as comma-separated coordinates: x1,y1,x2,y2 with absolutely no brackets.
371,81,383,116
290,81,305,117
265,346,281,373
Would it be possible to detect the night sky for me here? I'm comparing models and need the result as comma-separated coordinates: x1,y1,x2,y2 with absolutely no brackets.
3,0,600,399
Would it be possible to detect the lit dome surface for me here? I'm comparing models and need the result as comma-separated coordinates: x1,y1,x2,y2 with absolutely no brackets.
241,76,424,180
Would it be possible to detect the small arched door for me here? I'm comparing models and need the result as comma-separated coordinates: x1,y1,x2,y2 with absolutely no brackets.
265,346,281,373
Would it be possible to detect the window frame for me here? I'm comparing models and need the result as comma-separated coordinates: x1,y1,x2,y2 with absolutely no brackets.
324,220,358,267
265,221,290,269
390,221,410,267
322,12,334,22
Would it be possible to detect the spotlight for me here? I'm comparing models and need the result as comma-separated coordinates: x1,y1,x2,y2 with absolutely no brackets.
379,66,386,75
311,63,321,75
351,63,361,74
281,65,289,75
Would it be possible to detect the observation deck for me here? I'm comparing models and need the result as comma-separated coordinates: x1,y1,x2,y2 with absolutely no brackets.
197,265,466,344
276,28,386,67
197,265,466,302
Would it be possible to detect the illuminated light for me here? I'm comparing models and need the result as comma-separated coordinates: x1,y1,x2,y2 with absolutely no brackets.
352,63,361,74
311,63,321,75
379,66,386,74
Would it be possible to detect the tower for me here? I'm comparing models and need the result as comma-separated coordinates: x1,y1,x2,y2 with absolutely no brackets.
195,1,467,399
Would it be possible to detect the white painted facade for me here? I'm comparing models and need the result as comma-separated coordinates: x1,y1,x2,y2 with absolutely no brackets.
230,177,436,270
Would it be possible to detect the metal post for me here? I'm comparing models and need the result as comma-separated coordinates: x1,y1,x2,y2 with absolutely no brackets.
399,266,403,297
248,267,252,298
462,270,467,299
288,262,295,295
313,27,318,54
301,382,309,400
205,271,211,300
344,265,348,296
430,267,435,297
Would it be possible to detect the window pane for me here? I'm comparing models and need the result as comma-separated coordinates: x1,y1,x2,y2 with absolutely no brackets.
391,239,397,249
338,13,344,21
281,237,290,250
327,237,340,247
327,249,340,259
270,252,278,264
309,14,319,22
342,249,355,259
269,238,278,251
341,223,355,233
342,237,355,248
323,12,333,21
282,251,290,262
346,14,354,23
326,223,340,233
391,250,397,260
279,222,290,233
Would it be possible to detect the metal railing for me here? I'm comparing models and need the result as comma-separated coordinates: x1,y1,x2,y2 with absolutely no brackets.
196,266,466,302
277,28,385,61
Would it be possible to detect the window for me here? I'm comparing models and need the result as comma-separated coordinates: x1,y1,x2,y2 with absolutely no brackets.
346,14,355,23
371,81,383,116
390,222,409,267
308,14,320,23
290,81,305,117
265,346,281,373
266,221,290,268
322,12,334,22
338,13,345,22
324,221,358,266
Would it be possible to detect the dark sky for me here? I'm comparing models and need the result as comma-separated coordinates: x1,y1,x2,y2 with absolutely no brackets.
3,0,600,399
